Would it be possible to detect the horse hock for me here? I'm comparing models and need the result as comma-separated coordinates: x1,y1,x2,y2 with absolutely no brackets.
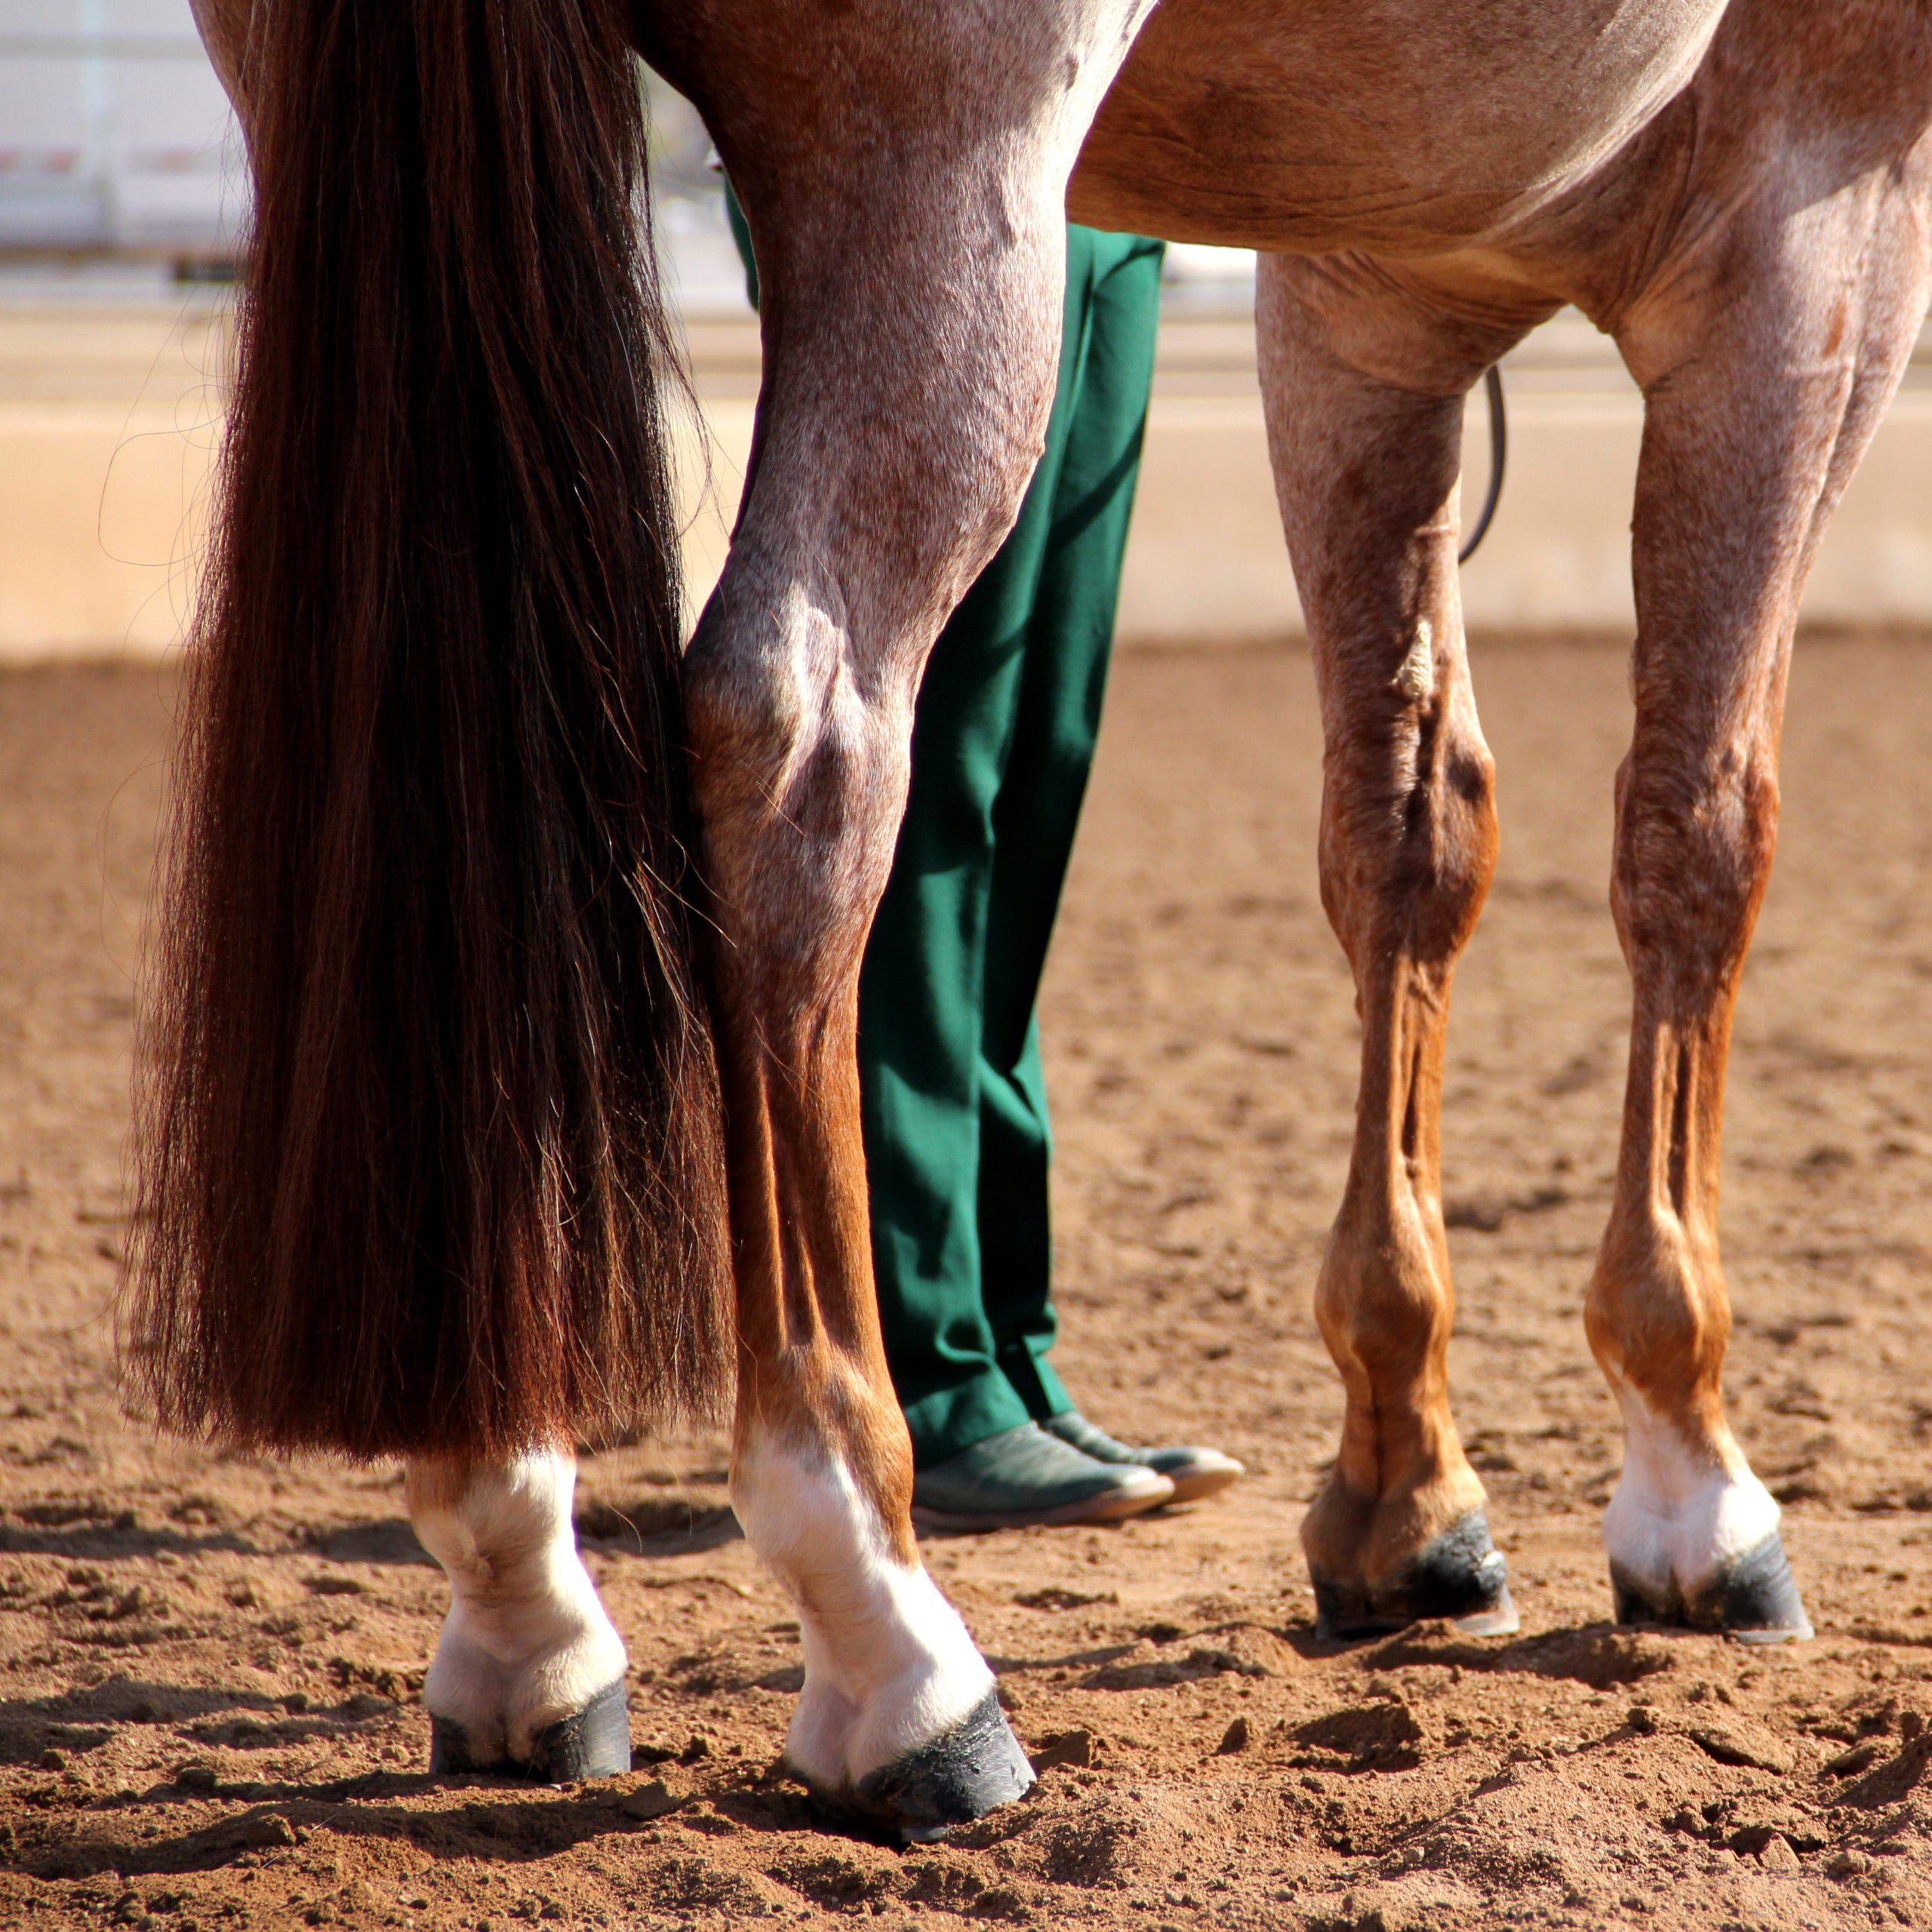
406,1454,632,1780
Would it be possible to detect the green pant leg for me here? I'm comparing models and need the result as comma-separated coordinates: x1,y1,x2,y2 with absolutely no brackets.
854,242,1098,1468
974,231,1166,1418
724,184,759,309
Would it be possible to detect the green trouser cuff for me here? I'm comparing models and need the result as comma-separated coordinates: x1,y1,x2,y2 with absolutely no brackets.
998,1342,1072,1426
902,1346,1077,1469
901,1371,1034,1472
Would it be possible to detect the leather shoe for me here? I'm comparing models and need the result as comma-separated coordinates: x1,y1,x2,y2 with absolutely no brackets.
1045,1411,1243,1505
910,1423,1174,1531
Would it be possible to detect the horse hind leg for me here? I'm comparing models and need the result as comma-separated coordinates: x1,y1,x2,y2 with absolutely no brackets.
691,389,1044,1832
678,74,1129,1826
1257,256,1552,1638
1593,175,1930,1640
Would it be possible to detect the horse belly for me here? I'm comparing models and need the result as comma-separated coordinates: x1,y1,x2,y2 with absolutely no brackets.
1069,0,1727,254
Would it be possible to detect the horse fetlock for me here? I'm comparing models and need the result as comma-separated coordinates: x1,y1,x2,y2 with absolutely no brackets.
409,1452,632,1778
1603,1395,1810,1641
734,1431,1030,1833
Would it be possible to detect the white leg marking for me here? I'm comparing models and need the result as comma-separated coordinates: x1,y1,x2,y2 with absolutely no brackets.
1602,1381,1780,1600
1395,617,1436,704
406,1451,626,1764
733,1430,994,1793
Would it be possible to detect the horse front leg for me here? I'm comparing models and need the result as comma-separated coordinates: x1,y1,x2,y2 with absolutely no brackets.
1258,257,1549,1638
1593,195,1929,1640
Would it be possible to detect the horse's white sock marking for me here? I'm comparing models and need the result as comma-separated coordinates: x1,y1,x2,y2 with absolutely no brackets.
407,1451,626,1764
1396,617,1436,703
1601,1383,1780,1598
733,1431,994,1792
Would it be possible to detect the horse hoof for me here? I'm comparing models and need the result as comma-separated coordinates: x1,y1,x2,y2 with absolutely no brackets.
428,1678,632,1782
804,1687,1035,1843
1611,1533,1813,1644
1311,1509,1519,1642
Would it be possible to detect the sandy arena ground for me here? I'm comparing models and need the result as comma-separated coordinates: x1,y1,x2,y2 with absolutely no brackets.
5,638,1932,1929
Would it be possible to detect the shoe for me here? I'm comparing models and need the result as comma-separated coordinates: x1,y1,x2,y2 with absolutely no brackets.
1045,1411,1244,1505
909,1423,1174,1532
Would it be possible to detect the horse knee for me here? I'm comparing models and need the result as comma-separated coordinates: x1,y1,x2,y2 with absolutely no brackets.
1322,712,1498,971
1612,745,1779,994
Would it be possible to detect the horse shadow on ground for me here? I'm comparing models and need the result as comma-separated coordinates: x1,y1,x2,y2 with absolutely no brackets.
309,1519,434,1566
0,1673,417,1768
1285,1617,1681,1687
0,1502,740,1573
992,1615,1685,1693
12,1769,817,1882
304,1500,742,1567
0,1521,258,1561
571,1498,741,1558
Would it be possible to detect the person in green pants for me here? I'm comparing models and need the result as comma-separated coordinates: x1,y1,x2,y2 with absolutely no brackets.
728,193,1241,1529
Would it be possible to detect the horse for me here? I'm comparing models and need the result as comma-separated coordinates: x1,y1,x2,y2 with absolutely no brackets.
151,0,1932,1838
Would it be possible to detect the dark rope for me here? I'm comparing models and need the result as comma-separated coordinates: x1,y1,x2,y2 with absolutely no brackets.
1459,363,1507,564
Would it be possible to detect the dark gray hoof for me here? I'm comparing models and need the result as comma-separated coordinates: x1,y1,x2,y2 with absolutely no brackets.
1611,1534,1812,1644
806,1688,1035,1843
429,1678,631,1783
1312,1510,1519,1642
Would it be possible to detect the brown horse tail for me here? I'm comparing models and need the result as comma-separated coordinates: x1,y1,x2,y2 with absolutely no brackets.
128,0,731,1460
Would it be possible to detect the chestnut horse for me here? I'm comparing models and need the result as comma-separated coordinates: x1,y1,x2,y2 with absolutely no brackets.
152,0,1931,1835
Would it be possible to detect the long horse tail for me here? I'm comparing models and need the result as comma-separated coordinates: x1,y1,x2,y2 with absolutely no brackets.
128,0,731,1460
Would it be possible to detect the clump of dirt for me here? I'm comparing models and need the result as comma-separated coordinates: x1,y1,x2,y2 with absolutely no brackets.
1024,1780,1223,1890
1288,1699,1426,1773
10,642,1932,1925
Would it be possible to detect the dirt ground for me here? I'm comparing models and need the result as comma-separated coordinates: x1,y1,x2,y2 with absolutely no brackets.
8,639,1932,1930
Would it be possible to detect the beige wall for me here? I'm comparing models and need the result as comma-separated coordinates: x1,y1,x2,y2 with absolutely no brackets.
8,303,1932,660
0,306,226,659
0,401,215,655
1119,385,1932,643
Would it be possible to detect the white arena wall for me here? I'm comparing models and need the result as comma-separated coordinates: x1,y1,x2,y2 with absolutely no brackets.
10,292,1932,661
